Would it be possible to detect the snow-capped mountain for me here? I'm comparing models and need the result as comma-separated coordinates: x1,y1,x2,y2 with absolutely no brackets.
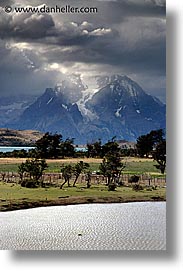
0,95,37,126
9,88,84,141
55,74,86,104
7,75,166,143
83,75,165,141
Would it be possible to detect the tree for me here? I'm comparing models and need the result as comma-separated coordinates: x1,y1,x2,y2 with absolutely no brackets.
60,138,75,158
101,139,120,157
73,161,90,187
99,151,125,191
86,143,93,158
86,138,121,158
27,159,48,182
35,133,75,159
18,162,26,181
136,129,165,158
152,140,166,174
48,133,63,158
60,164,73,189
86,139,102,158
18,158,48,187
85,171,92,188
136,134,153,157
35,132,62,159
150,129,164,144
99,137,125,190
35,132,50,158
11,149,28,158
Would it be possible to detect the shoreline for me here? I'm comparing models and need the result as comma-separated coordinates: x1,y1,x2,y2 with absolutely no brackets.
0,195,166,212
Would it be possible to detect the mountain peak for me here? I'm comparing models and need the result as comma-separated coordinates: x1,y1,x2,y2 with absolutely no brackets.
110,74,129,82
95,74,145,101
96,74,139,89
45,88,55,95
5,75,165,143
54,74,86,103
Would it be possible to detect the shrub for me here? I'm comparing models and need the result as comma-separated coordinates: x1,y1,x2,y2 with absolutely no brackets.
132,184,144,191
145,186,153,191
128,175,140,183
108,183,117,191
118,181,125,186
20,179,38,188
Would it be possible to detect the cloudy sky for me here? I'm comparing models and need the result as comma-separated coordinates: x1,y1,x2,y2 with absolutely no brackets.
0,0,166,102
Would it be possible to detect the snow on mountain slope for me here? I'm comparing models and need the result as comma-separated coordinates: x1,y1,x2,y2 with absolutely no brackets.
5,75,166,143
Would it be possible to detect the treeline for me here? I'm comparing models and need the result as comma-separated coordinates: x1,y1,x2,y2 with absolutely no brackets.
0,133,76,159
0,133,131,159
0,130,166,174
136,129,166,174
17,143,126,190
0,129,165,159
3,129,166,190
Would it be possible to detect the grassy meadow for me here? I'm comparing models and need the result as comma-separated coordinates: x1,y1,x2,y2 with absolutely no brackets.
0,182,166,211
0,157,164,175
0,157,166,211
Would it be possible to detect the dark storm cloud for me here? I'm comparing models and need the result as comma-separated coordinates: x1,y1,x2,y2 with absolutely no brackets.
98,0,166,20
0,0,14,7
0,12,55,40
0,38,62,95
0,11,117,46
0,0,166,100
0,0,165,45
38,16,165,76
36,0,165,27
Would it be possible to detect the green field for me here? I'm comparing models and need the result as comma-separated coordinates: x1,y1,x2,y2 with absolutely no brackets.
0,181,166,211
0,162,100,173
0,157,166,211
0,159,163,175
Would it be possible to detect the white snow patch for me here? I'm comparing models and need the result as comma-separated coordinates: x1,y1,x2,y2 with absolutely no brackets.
0,102,25,110
47,97,53,105
77,86,99,121
110,84,114,90
116,86,121,92
115,106,122,117
62,104,68,110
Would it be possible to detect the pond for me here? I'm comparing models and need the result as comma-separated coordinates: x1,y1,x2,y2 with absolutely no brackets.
0,202,166,250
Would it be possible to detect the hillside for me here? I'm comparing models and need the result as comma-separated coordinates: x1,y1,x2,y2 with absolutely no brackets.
0,128,43,146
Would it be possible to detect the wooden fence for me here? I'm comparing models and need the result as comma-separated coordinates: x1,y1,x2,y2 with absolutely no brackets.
0,172,166,187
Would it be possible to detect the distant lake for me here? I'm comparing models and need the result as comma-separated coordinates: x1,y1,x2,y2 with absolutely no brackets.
0,146,87,153
0,146,35,153
75,147,87,152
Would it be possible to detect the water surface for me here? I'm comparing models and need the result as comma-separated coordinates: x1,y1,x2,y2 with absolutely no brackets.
0,202,166,250
0,146,35,153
